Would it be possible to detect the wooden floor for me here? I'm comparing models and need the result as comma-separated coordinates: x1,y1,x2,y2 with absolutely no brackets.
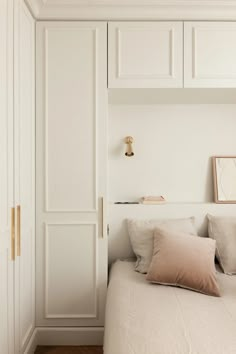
35,346,103,354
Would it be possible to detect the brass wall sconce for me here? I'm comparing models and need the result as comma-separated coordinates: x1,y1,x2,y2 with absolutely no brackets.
125,136,134,157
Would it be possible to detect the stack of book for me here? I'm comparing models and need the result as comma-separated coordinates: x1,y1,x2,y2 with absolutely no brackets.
140,196,166,205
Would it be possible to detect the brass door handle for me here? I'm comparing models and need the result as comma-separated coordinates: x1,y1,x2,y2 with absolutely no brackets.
17,205,21,256
11,207,15,261
102,197,106,238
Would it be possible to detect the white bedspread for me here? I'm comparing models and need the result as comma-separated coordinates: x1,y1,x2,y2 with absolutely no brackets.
104,260,236,354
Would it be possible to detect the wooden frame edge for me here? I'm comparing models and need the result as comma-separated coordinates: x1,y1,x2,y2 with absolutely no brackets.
212,156,236,204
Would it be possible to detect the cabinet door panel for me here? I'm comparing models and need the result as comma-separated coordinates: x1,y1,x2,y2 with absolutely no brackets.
108,22,183,88
45,224,97,318
45,27,96,212
184,22,236,87
36,21,107,327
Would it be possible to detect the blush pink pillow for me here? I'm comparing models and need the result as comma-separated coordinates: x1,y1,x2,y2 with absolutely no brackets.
146,228,220,297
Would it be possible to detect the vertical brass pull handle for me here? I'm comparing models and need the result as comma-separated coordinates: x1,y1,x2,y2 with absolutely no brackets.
11,207,15,261
102,197,106,238
17,205,21,256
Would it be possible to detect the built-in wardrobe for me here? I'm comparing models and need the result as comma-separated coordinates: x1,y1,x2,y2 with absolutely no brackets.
1,1,236,353
35,17,236,347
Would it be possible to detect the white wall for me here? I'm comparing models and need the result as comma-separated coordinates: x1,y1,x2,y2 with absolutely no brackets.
108,99,236,203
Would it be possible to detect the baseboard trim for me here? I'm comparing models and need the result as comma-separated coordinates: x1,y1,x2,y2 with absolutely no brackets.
24,327,104,352
24,329,39,354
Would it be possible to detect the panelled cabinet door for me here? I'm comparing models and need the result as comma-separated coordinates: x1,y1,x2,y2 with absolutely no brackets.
36,21,107,327
0,0,15,353
184,22,236,87
108,22,183,88
14,1,35,353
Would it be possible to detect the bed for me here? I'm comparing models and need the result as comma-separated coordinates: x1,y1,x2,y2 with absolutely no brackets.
104,260,236,354
104,203,236,354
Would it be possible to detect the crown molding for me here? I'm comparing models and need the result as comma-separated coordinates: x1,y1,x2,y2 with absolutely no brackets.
24,0,236,20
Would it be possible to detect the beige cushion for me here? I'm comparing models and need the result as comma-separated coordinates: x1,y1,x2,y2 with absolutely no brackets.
146,228,220,297
127,217,197,273
208,214,236,275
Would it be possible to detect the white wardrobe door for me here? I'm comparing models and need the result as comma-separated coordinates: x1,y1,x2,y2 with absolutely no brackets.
0,0,15,353
108,22,183,88
14,1,35,352
36,21,107,327
184,22,236,87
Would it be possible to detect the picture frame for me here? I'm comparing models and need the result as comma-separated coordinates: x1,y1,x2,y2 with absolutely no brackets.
213,156,236,203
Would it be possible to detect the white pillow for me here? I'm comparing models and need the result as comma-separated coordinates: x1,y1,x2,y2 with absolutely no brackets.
208,214,236,275
127,217,197,273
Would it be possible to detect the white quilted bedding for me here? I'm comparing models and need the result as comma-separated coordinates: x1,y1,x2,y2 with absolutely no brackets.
104,260,236,354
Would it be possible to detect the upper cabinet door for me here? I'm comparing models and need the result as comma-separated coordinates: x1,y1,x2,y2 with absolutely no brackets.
184,22,236,88
108,22,183,88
